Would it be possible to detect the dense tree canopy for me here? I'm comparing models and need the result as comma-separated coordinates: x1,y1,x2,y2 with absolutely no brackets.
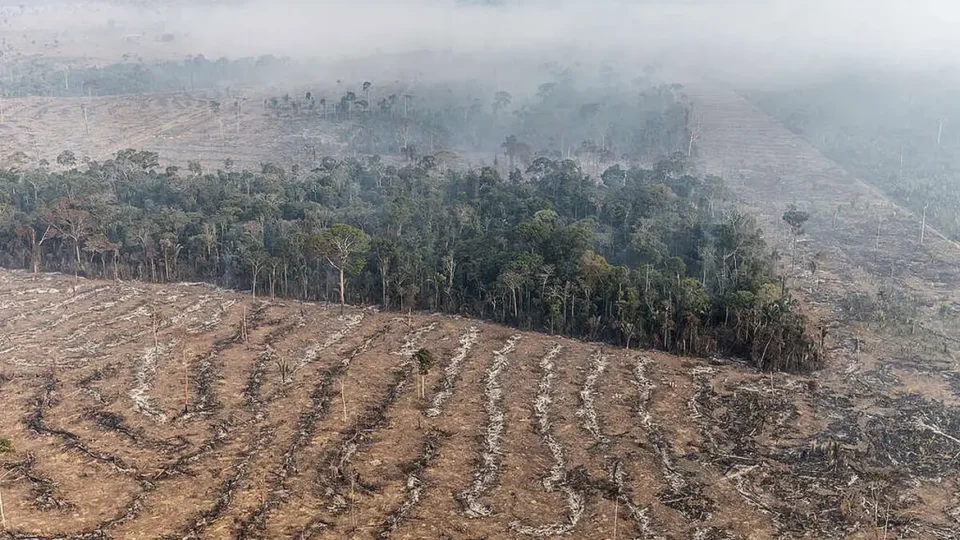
0,149,819,371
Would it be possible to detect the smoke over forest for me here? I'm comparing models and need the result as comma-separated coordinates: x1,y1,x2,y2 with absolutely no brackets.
6,0,960,86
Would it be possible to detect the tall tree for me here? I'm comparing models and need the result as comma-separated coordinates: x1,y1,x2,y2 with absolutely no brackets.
310,224,370,314
45,198,93,275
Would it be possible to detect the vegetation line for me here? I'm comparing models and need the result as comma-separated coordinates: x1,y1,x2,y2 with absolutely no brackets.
0,151,819,372
577,350,610,446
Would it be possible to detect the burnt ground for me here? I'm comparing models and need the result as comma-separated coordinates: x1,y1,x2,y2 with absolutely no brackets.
0,268,957,539
683,83,960,539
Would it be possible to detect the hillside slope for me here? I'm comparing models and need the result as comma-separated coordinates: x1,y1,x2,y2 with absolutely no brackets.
0,86,958,540
685,84,960,537
0,268,957,539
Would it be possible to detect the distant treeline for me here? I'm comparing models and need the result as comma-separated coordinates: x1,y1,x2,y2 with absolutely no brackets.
0,55,290,97
0,149,820,372
266,76,691,166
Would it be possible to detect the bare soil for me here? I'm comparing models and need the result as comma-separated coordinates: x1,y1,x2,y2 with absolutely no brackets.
0,268,957,539
0,92,346,171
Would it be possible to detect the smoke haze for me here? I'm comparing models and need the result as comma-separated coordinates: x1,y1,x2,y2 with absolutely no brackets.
5,0,959,86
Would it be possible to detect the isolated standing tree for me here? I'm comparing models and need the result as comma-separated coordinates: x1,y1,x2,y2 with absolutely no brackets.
920,202,929,244
311,224,370,314
413,348,435,399
782,204,810,267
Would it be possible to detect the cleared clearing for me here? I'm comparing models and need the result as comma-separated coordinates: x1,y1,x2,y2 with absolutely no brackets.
0,267,957,539
0,92,343,170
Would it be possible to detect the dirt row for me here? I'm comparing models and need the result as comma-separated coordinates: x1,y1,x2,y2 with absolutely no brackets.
1,269,959,538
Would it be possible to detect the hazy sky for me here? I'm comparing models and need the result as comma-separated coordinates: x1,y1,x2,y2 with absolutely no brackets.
6,0,960,85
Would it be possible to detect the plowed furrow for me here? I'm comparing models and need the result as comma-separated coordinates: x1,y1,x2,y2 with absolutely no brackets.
510,344,585,537
457,334,522,517
231,325,389,536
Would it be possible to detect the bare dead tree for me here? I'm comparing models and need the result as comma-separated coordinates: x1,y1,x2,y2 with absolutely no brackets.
45,198,93,277
276,354,291,384
340,372,348,422
150,305,165,350
80,104,89,135
234,96,247,134
182,346,190,413
239,305,248,343
875,214,883,261
920,202,929,245
687,114,702,157
16,224,54,274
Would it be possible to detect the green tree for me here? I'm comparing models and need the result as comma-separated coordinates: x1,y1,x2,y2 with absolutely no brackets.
311,223,370,313
413,347,435,399
56,150,77,168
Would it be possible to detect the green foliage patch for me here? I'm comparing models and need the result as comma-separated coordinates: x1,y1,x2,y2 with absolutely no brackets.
0,149,819,372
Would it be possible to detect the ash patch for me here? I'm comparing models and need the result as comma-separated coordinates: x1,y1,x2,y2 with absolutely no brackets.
865,393,960,478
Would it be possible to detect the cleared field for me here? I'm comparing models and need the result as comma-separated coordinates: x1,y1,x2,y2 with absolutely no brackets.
0,92,343,171
0,269,957,539
686,85,960,538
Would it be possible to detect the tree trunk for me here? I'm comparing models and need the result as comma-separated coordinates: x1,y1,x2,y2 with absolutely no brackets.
339,266,346,315
74,239,82,273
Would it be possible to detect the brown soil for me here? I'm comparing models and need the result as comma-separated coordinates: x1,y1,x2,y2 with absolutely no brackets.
0,92,344,171
0,268,957,539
